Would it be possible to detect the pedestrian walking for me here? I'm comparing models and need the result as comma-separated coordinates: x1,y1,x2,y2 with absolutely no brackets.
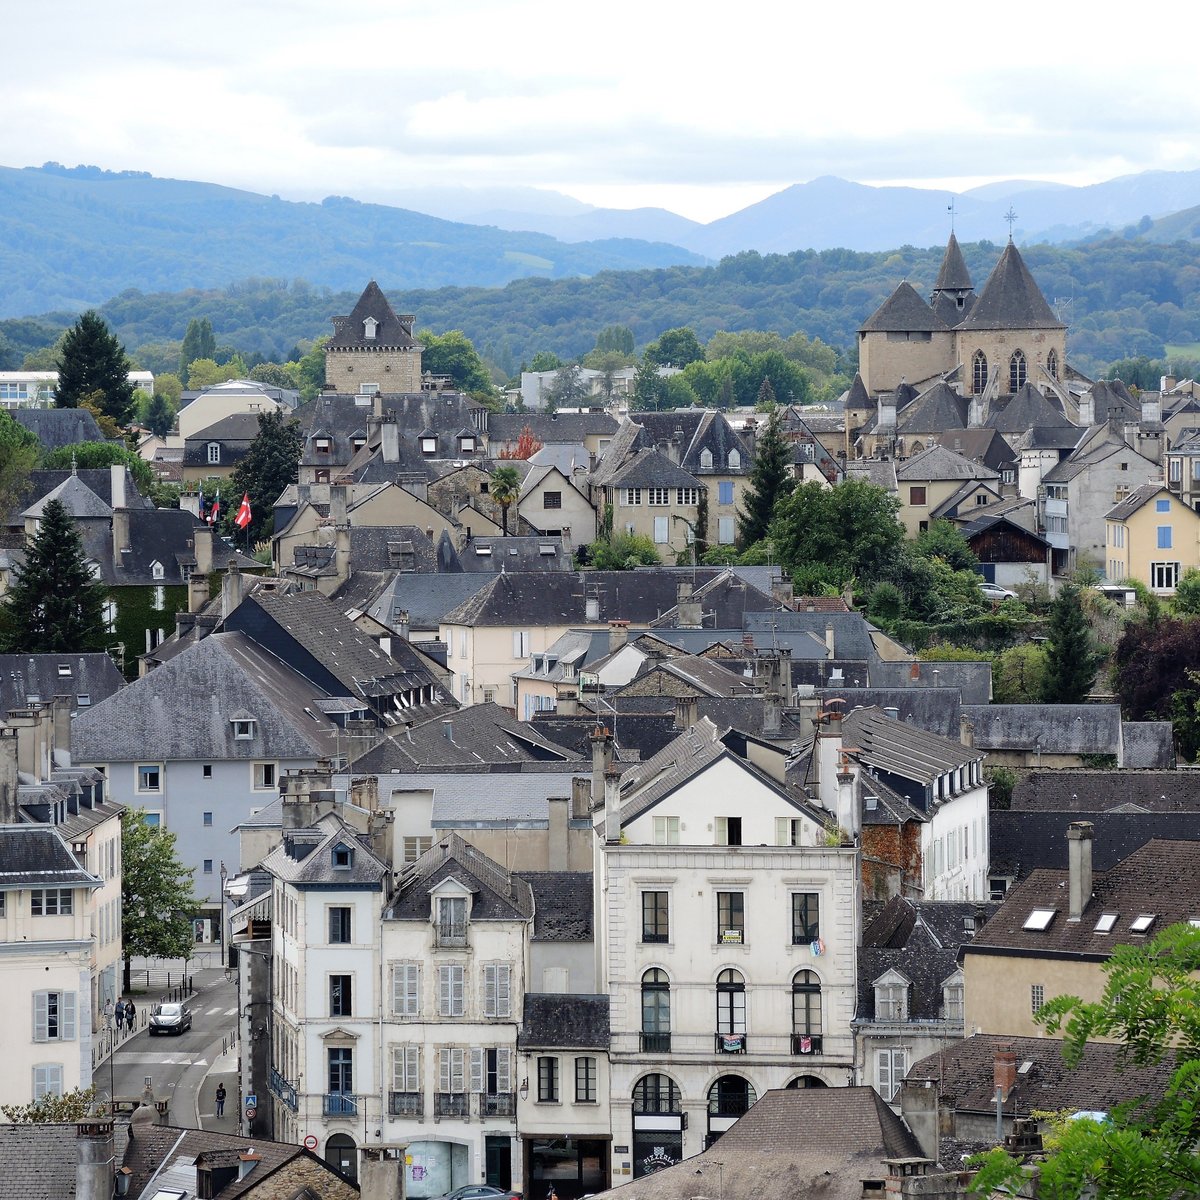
115,1000,127,1034
215,1083,226,1119
126,1000,137,1032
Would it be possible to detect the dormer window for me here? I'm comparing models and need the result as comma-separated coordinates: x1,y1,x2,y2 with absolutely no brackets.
57,664,71,677
232,718,256,740
207,443,220,464
315,437,331,454
363,317,378,340
873,971,910,1021
332,843,354,869
459,434,475,453
728,449,741,469
436,896,467,945
700,448,713,469
352,437,367,452
942,972,964,1021
151,560,164,580
421,436,437,455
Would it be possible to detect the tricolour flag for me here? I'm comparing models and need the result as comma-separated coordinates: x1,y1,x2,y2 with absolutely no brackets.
208,488,220,525
234,492,252,530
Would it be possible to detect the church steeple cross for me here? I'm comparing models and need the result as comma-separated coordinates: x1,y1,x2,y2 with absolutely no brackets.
1004,208,1018,241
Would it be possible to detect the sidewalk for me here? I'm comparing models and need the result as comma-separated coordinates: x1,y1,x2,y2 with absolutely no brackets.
197,1042,242,1136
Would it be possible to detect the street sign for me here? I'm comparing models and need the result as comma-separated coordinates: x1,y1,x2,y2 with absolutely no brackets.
245,1106,257,1120
244,1094,257,1108
304,1135,319,1150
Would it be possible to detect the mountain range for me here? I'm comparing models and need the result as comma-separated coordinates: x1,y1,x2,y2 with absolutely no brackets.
7,161,1200,322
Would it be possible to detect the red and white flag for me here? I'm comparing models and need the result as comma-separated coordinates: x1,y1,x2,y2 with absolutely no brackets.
234,492,252,529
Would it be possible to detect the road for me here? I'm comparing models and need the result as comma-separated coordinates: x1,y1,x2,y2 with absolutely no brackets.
96,972,240,1130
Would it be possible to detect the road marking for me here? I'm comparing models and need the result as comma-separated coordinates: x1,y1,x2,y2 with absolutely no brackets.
224,1008,237,1017
206,1007,224,1016
118,1054,207,1066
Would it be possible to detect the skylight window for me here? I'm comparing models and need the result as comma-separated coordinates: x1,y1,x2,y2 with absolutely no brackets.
1189,918,1200,928
1094,913,1118,933
1131,914,1156,933
1024,908,1057,931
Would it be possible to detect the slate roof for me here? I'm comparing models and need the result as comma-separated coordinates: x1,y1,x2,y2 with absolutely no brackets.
362,571,491,632
1119,721,1175,768
519,993,609,1049
894,382,969,434
0,825,100,891
961,704,1122,756
22,474,113,519
0,1121,129,1200
741,608,880,661
71,632,341,763
457,534,573,572
523,871,594,941
1087,378,1140,422
609,719,727,826
815,687,962,739
860,281,949,334
0,653,124,718
986,382,1077,434
329,280,419,349
587,1087,923,1200
895,443,999,483
487,410,618,445
967,838,1200,956
605,447,702,491
12,407,105,451
182,412,262,464
387,831,534,921
350,702,578,771
648,569,786,628
1012,770,1200,812
116,509,259,587
529,711,684,761
2,468,147,531
263,811,388,887
841,706,983,785
1106,482,1169,521
938,427,1017,471
908,1034,1175,1120
617,654,758,699
958,240,1065,331
588,417,649,486
843,372,874,411
870,658,994,705
990,809,1200,882
634,409,752,475
845,458,899,491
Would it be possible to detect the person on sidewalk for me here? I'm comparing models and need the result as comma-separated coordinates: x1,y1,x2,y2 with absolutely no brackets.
126,1000,137,1032
215,1083,226,1118
115,1000,127,1035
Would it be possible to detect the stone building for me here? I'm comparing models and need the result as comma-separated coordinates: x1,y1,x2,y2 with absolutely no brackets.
325,281,424,394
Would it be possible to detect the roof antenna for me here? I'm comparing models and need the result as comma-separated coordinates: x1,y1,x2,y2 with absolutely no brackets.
1004,207,1018,243
947,198,956,234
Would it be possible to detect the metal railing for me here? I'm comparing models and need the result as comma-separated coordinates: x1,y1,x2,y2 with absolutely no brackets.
481,1092,515,1117
389,1091,423,1117
640,1032,671,1053
791,1034,823,1055
269,1067,299,1113
435,1093,468,1118
715,1033,747,1053
323,1092,358,1117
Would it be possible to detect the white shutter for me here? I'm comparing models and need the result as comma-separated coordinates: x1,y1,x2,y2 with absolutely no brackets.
33,992,48,1042
61,992,76,1042
496,965,511,1018
392,1046,418,1091
497,1047,512,1092
451,1048,465,1093
469,1047,484,1093
32,1064,62,1099
483,965,497,1018
438,965,452,1017
393,964,419,1017
877,1050,893,1100
452,965,465,1016
653,516,669,544
439,1047,451,1093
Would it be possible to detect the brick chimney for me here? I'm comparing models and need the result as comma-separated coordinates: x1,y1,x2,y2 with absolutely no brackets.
608,619,629,654
1067,821,1094,920
994,1044,1017,1102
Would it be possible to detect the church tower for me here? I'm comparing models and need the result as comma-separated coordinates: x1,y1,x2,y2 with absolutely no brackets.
929,232,975,326
324,281,424,394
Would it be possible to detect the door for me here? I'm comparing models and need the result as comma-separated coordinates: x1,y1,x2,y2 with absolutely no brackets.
485,1135,512,1189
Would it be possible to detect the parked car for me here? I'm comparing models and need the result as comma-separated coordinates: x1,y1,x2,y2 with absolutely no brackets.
980,582,1017,601
148,1001,192,1035
437,1187,521,1200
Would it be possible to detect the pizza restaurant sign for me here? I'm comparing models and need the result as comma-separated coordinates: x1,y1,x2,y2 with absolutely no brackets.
641,1147,678,1174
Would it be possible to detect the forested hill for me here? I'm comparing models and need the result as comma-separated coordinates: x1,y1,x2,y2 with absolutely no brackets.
0,163,706,319
6,235,1200,379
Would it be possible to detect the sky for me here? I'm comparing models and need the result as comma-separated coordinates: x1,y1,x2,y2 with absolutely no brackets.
5,0,1199,225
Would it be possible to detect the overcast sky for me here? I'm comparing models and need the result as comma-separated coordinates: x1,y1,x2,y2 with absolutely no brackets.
5,0,1198,224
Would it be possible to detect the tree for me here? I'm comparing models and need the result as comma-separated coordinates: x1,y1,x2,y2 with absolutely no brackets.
971,923,1200,1200
490,465,521,535
179,317,216,385
120,808,197,992
588,532,661,569
772,478,905,589
144,391,175,438
55,311,137,427
1173,567,1200,615
545,364,589,411
0,410,40,519
755,377,777,412
184,357,240,390
249,362,297,390
418,328,495,395
595,324,635,356
913,519,979,572
227,409,304,545
992,642,1049,703
498,425,544,460
1114,616,1200,758
43,441,154,497
1,1086,98,1123
1,499,109,654
291,337,328,403
631,359,667,411
738,405,793,546
529,351,563,373
1042,582,1100,703
644,327,705,369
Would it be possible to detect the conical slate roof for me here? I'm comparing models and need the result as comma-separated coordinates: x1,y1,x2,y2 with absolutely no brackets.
329,280,419,349
987,382,1075,434
844,372,873,411
934,232,973,292
959,241,1064,331
859,282,949,333
21,474,113,520
896,381,969,434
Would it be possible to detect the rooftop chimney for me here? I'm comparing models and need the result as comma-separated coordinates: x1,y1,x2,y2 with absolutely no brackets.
380,416,400,463
824,622,835,659
0,729,18,823
608,619,629,654
590,725,613,808
603,767,622,844
109,464,127,511
221,560,245,619
570,775,591,820
194,525,213,576
111,510,130,559
548,796,569,865
75,1121,115,1200
960,713,975,748
677,581,702,629
674,694,698,731
994,1044,1017,1103
189,571,209,614
329,484,349,525
1067,820,1094,920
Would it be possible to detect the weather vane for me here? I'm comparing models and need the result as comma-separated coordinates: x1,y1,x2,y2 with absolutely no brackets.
947,198,956,233
1004,207,1018,241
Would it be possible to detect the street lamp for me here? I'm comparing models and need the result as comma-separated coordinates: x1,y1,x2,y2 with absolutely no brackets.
103,999,116,1111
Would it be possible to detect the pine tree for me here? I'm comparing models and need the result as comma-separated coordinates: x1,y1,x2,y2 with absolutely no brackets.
2,499,109,653
179,318,216,385
1041,582,1099,703
55,311,137,427
738,405,794,546
144,392,174,439
227,409,304,545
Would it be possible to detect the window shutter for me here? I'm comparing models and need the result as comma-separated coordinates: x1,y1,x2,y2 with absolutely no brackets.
61,992,76,1041
393,964,419,1016
451,1048,465,1093
452,965,465,1016
497,1047,512,1092
439,1047,451,1093
33,993,48,1042
483,965,497,1018
496,965,511,1018
877,1050,892,1098
391,1046,404,1091
512,630,522,658
406,1046,419,1092
438,966,452,1016
469,1048,484,1093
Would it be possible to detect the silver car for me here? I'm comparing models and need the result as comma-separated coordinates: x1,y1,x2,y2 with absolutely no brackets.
148,1001,192,1035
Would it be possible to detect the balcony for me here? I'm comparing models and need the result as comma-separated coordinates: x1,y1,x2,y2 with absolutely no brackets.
481,1092,516,1117
269,1067,298,1113
715,1033,747,1054
389,1091,423,1117
324,1092,358,1118
435,1092,469,1118
791,1034,824,1055
640,1032,671,1053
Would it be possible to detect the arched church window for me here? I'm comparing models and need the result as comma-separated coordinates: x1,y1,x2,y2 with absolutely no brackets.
1047,349,1059,381
1009,350,1027,392
972,350,988,395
